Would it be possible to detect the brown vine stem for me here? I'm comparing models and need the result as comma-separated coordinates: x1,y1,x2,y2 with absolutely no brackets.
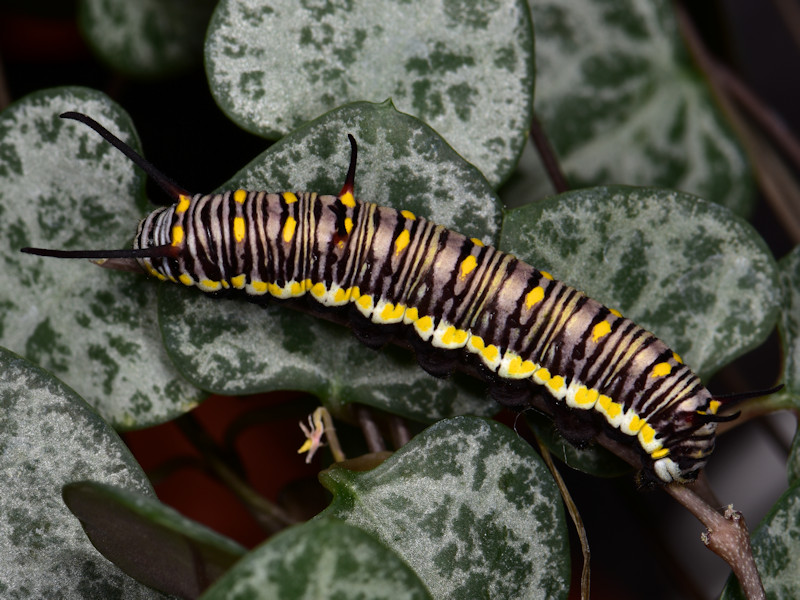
771,0,800,50
665,485,765,600
595,432,765,598
175,413,298,534
535,437,591,600
354,404,387,453
674,2,800,243
529,112,571,194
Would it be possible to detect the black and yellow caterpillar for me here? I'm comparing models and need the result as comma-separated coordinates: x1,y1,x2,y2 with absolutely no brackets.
23,112,745,484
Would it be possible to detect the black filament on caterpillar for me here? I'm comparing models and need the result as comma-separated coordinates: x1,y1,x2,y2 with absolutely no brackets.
22,112,776,484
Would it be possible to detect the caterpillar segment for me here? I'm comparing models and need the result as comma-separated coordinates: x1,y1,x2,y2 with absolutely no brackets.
21,112,752,484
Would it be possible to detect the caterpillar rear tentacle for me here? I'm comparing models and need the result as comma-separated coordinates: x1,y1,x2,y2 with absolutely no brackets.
22,112,770,484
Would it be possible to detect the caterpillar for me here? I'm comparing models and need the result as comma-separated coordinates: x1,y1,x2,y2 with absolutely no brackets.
23,112,757,484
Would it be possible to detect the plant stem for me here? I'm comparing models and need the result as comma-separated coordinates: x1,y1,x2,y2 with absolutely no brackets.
175,413,297,534
354,404,386,453
529,113,570,194
536,437,590,600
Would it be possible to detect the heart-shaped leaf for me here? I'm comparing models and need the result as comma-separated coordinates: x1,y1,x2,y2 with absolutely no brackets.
0,347,160,598
205,0,535,186
0,87,205,429
502,0,751,214
319,417,571,599
201,518,433,600
63,481,246,598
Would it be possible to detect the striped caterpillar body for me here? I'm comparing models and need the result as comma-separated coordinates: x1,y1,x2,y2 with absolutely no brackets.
23,112,745,484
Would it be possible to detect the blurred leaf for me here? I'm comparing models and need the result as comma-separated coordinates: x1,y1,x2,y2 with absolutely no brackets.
79,0,217,78
201,518,432,600
0,87,205,429
320,417,571,599
205,0,535,186
63,481,246,599
0,347,161,598
502,0,752,214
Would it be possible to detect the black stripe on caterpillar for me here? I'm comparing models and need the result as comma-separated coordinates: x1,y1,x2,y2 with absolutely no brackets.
22,112,754,484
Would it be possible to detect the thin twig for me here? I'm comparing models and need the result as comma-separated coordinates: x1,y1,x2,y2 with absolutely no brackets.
354,404,386,453
535,437,590,600
175,413,297,534
388,415,412,449
665,485,765,600
675,2,800,243
771,0,800,50
529,113,570,194
595,431,765,598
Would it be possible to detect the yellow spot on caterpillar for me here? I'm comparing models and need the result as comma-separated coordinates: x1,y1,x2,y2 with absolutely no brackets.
525,286,544,309
460,255,477,279
233,217,246,242
176,194,191,213
540,271,554,280
290,281,304,296
178,273,193,286
609,308,622,317
441,326,468,346
624,414,645,435
547,375,565,393
481,345,499,363
311,282,327,298
357,295,373,311
534,367,551,383
601,397,619,420
233,189,247,204
574,387,599,408
651,362,672,378
470,238,484,247
639,424,656,445
401,210,416,220
171,225,184,246
395,230,410,255
507,356,536,377
673,351,683,364
651,448,670,459
143,262,166,281
350,286,361,300
467,335,485,352
708,400,721,415
344,217,353,234
333,288,349,303
250,281,268,294
267,282,282,296
283,216,297,243
415,315,433,333
592,320,611,342
380,303,405,321
340,191,355,208
283,192,298,204
231,274,246,289
199,279,221,292
404,306,419,323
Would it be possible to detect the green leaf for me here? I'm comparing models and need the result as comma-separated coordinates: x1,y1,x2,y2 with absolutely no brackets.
159,101,503,422
63,481,246,598
201,518,433,600
0,87,205,429
776,246,800,484
78,0,217,78
500,186,780,380
205,0,535,186
0,347,161,598
720,482,800,599
319,417,571,599
503,0,752,214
